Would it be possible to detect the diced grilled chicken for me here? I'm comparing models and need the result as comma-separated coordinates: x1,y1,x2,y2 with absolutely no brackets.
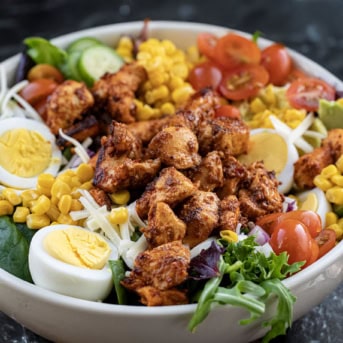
121,240,190,291
238,161,284,221
148,126,201,169
197,117,250,156
322,128,343,161
136,167,197,219
294,146,333,190
187,151,224,191
92,62,147,123
137,286,188,306
141,202,186,248
218,195,241,231
89,187,112,210
93,121,160,193
178,190,220,248
46,80,94,134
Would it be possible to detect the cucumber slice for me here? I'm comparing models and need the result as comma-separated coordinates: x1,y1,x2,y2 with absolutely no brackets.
78,45,124,86
67,37,103,54
66,51,83,81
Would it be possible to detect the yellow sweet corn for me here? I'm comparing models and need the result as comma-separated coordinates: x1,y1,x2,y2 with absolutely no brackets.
58,194,73,215
76,163,94,183
13,207,30,223
110,190,130,205
336,154,343,173
313,175,334,191
0,200,14,216
31,195,51,215
108,207,129,225
1,188,21,206
326,187,343,205
326,211,338,227
26,214,50,229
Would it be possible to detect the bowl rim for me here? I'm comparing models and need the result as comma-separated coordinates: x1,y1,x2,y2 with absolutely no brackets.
1,19,343,318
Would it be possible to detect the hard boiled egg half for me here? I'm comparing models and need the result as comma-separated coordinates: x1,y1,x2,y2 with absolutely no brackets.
0,117,62,189
29,224,118,301
238,128,299,194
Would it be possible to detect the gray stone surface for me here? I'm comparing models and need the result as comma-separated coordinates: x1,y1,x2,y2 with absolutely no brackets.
0,1,342,342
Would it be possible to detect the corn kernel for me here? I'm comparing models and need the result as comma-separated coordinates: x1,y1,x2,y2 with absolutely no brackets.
79,181,93,191
327,224,343,240
21,190,39,207
250,98,266,113
160,102,175,115
321,165,339,179
31,195,51,215
110,190,130,205
335,154,343,173
76,163,94,183
37,173,55,189
108,207,129,225
168,76,184,90
262,85,276,105
51,179,72,199
58,194,73,215
326,211,338,226
220,230,239,243
2,188,21,206
13,207,30,223
57,213,76,225
0,200,14,215
36,184,52,197
161,40,176,55
326,186,343,205
46,204,60,222
313,175,334,191
171,63,189,79
172,84,194,104
70,199,83,211
57,173,73,185
331,174,343,187
26,214,50,229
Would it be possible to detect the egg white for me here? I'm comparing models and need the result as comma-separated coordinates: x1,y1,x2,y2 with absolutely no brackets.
29,224,118,302
0,117,62,189
244,128,299,194
297,187,332,228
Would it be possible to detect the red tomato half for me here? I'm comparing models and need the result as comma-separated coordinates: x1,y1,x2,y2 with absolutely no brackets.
286,77,336,111
215,105,241,119
261,43,292,86
197,33,218,60
269,219,319,268
315,229,336,258
214,33,261,70
188,61,222,91
219,64,269,101
256,210,322,238
20,78,58,106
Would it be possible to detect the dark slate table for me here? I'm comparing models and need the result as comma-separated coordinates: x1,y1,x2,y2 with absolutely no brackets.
0,0,342,342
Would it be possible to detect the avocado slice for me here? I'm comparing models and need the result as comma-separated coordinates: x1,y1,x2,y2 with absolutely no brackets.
318,99,343,130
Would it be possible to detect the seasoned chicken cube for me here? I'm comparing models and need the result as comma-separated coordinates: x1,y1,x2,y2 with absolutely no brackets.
93,121,160,193
46,80,94,134
137,286,188,306
136,167,197,219
89,187,112,210
148,126,201,169
141,202,187,248
197,117,250,156
92,62,147,123
238,161,284,221
121,240,190,291
322,128,343,161
187,151,224,191
218,195,241,232
294,145,333,190
178,190,220,248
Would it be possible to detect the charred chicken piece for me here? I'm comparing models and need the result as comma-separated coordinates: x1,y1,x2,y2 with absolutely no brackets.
218,195,241,232
148,126,201,169
92,62,147,123
187,151,224,191
135,167,197,219
93,121,160,193
178,190,220,248
322,128,343,160
121,240,190,294
88,187,112,210
238,161,284,221
141,202,186,248
46,80,94,134
197,117,250,156
137,286,188,306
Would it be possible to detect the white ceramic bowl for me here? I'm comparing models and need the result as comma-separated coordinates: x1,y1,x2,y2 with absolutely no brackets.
1,21,343,343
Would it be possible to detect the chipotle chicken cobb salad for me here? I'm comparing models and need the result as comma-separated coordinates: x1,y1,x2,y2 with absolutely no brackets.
0,20,343,343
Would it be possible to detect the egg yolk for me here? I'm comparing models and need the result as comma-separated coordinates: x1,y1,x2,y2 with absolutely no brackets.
0,128,52,177
43,227,111,269
238,132,287,175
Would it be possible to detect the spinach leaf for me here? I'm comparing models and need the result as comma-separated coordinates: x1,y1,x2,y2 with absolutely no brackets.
0,216,32,282
109,259,127,305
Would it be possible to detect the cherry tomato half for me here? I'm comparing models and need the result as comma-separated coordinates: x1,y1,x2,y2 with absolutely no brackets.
219,64,269,101
28,64,64,83
256,210,322,238
20,78,58,106
261,43,292,86
286,68,308,82
269,219,319,268
214,33,261,70
214,105,241,119
188,61,222,91
315,229,336,258
197,33,218,60
286,77,336,111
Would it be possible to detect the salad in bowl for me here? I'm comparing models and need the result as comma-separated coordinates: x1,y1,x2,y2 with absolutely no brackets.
0,20,342,343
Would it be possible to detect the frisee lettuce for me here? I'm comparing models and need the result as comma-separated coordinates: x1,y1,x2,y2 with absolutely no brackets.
188,237,304,343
